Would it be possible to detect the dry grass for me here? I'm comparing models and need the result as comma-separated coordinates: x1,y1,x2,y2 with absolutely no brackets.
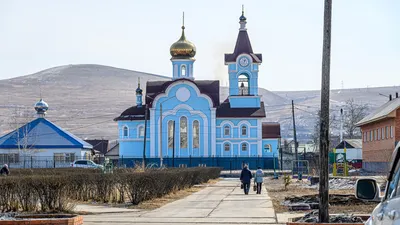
130,179,220,210
266,178,378,214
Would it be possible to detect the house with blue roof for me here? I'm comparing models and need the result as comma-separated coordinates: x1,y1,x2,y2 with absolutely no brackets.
0,99,93,168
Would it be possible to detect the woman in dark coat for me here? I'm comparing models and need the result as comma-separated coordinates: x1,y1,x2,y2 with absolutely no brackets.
0,164,9,176
240,164,252,195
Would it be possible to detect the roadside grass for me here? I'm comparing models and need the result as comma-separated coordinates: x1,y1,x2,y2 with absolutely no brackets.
266,178,378,214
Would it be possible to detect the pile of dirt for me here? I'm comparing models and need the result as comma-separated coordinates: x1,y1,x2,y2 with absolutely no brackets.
296,211,364,223
306,178,356,190
283,194,371,211
0,213,17,221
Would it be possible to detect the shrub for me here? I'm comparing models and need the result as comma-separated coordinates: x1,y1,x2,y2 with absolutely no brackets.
0,167,221,212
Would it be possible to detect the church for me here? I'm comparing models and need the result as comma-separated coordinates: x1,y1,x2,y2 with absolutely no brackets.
115,10,281,169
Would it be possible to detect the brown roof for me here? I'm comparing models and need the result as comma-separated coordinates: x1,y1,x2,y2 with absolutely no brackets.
146,79,220,107
262,123,281,139
216,101,266,118
85,139,109,155
356,98,400,126
224,30,262,63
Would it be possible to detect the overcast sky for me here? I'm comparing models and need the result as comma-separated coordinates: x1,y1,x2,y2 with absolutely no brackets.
0,0,399,91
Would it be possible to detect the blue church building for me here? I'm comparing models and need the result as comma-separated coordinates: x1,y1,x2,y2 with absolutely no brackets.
115,10,281,169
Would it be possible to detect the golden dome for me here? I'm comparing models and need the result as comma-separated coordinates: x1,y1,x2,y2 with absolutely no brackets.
170,25,196,59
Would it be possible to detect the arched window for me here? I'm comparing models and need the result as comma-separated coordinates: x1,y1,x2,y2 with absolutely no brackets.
180,117,188,148
138,126,144,137
181,65,186,76
168,121,174,149
224,143,230,151
238,74,249,95
193,120,199,149
224,125,230,136
123,126,128,138
264,144,272,152
241,143,248,151
241,125,247,136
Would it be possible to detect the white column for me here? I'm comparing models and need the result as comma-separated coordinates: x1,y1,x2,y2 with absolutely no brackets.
257,119,262,156
150,108,156,157
210,109,216,157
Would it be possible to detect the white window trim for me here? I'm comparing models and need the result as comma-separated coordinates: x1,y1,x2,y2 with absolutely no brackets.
240,125,248,137
240,141,249,152
181,64,187,77
122,125,129,138
137,124,145,138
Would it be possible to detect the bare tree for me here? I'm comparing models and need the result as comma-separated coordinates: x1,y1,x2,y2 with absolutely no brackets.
343,99,369,139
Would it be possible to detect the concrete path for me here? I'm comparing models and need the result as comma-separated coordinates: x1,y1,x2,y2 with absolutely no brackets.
82,178,279,225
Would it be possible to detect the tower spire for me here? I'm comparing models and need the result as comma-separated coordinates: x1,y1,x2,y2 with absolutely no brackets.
239,5,247,30
182,11,185,29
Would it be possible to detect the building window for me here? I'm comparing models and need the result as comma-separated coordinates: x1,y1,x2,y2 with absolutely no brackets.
378,128,380,141
374,129,377,141
123,126,128,138
369,131,372,142
180,117,188,149
224,125,230,136
241,143,248,151
224,143,230,151
0,154,19,163
181,65,186,76
54,153,65,162
264,144,272,152
364,132,367,142
168,120,174,149
65,153,75,162
382,127,385,140
138,126,144,137
390,126,394,138
193,120,199,149
241,126,247,136
386,126,389,139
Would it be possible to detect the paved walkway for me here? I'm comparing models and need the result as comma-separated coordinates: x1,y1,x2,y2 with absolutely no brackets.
81,178,280,225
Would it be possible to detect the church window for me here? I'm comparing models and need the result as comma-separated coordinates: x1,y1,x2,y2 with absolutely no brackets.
181,65,186,76
264,144,272,152
193,120,199,148
224,125,230,136
180,117,188,148
238,74,249,95
241,143,248,151
224,143,230,151
168,121,174,149
241,125,247,136
138,126,144,137
123,126,128,138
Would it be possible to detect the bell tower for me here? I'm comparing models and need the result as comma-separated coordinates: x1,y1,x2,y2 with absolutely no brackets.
224,7,262,108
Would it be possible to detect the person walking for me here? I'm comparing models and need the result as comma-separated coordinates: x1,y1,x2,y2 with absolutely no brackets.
254,167,264,194
240,164,252,195
0,164,9,176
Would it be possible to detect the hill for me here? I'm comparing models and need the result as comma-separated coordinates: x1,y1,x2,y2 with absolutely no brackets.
0,64,398,142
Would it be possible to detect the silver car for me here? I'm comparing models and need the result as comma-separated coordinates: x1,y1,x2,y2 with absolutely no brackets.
355,142,400,225
71,160,104,169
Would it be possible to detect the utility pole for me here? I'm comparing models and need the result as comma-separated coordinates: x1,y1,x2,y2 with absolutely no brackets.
340,108,343,142
160,104,163,167
172,120,175,167
143,104,148,168
319,0,332,222
291,100,298,173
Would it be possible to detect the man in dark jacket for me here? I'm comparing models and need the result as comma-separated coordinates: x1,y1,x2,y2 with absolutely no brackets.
0,164,9,176
240,164,252,195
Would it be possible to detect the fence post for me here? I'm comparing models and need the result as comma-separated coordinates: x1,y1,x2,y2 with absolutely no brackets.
31,156,33,169
46,159,48,168
189,155,192,168
24,156,26,169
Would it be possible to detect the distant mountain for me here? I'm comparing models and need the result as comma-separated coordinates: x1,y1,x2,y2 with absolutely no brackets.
0,64,398,142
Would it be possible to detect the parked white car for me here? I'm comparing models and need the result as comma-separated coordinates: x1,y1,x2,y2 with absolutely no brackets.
71,160,103,169
355,142,400,225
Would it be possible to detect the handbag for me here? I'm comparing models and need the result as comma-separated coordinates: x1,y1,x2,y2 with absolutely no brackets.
240,183,244,189
253,183,257,191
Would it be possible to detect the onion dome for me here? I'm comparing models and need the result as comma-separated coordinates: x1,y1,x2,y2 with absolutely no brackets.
34,98,49,115
239,6,247,21
170,13,196,59
136,78,143,95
